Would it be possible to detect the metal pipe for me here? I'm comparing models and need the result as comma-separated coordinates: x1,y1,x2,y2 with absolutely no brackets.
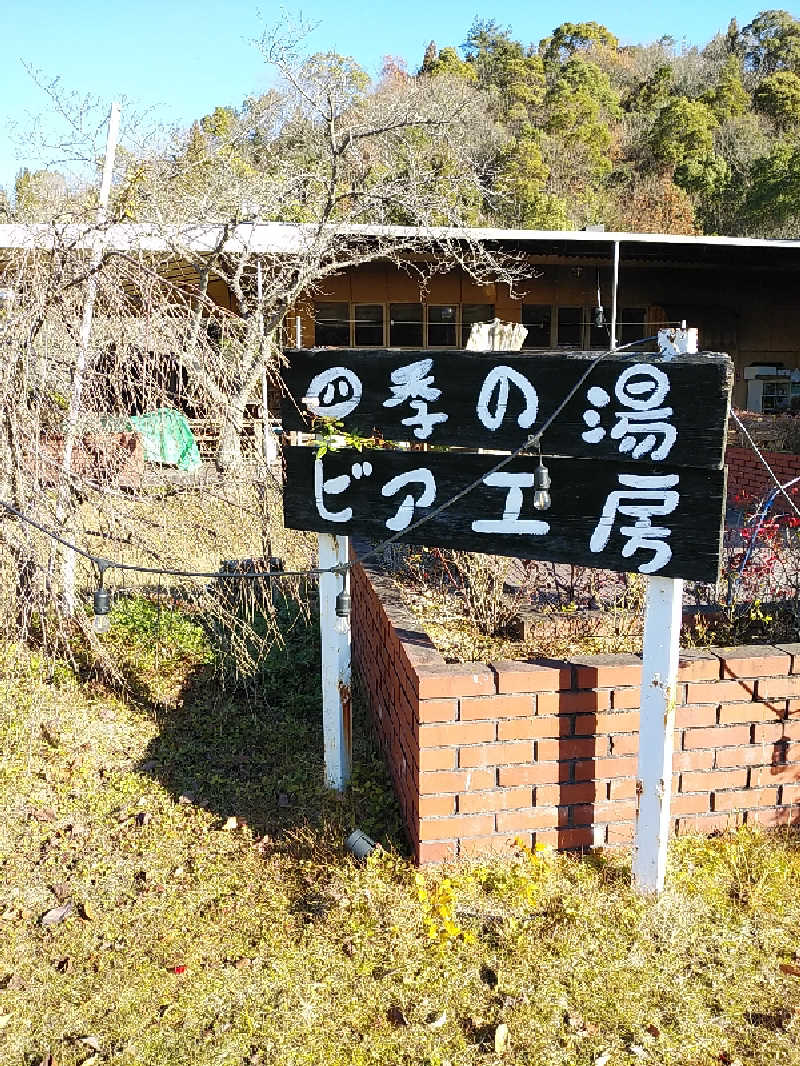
610,240,619,350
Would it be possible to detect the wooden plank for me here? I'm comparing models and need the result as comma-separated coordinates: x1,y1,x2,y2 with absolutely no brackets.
284,446,726,583
281,349,732,469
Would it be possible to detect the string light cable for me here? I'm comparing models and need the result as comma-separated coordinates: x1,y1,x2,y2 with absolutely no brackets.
0,334,659,619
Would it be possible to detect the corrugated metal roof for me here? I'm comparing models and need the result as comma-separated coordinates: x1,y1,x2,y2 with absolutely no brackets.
1,222,799,267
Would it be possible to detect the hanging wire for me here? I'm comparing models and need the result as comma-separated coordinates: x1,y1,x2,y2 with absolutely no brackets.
0,332,664,584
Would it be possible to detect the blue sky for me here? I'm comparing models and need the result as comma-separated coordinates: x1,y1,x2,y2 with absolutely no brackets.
0,0,773,196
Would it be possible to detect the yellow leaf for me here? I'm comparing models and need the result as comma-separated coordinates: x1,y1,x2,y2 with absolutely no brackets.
494,1022,510,1054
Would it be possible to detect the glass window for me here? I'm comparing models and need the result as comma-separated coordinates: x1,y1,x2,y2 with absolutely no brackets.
390,303,423,347
354,304,384,347
461,303,494,347
521,304,552,348
428,305,457,347
314,302,349,346
619,307,647,346
557,306,583,348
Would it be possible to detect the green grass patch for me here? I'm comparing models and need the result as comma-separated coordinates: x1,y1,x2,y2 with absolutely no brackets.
1,600,800,1065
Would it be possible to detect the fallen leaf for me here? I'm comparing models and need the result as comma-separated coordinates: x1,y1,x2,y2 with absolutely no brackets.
41,902,72,927
222,816,238,830
428,1011,447,1029
1,909,17,921
0,1015,11,1029
78,1035,101,1052
233,957,251,969
51,882,70,902
171,965,186,974
32,808,56,822
780,962,800,977
646,1024,661,1038
595,1054,611,1066
494,1022,510,1054
630,1045,647,1058
386,1005,409,1027
40,724,59,747
55,957,72,973
77,902,95,921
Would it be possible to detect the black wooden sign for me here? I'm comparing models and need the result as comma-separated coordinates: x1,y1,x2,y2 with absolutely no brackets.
284,446,727,583
282,349,732,469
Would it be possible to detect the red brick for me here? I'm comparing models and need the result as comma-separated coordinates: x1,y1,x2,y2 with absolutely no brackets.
557,781,602,804
678,746,712,771
533,829,559,848
575,756,638,780
417,840,456,864
677,651,720,682
459,693,535,720
776,643,800,674
718,701,777,725
419,794,456,818
586,711,640,734
606,823,635,844
419,814,494,841
787,700,800,717
750,764,800,787
713,745,769,768
463,768,496,791
676,704,718,728
575,655,642,689
459,833,528,856
593,799,637,822
415,664,495,699
459,741,533,768
419,770,469,794
718,645,791,679
681,768,748,792
419,748,457,772
685,680,753,704
609,733,639,756
713,787,778,812
567,803,595,826
419,721,495,748
609,778,637,799
491,660,571,693
754,722,786,744
557,827,595,849
497,808,559,832
683,725,752,749
534,783,562,805
498,763,568,787
497,717,557,741
671,792,711,816
748,807,800,828
416,698,457,724
781,782,800,803
536,737,601,761
457,787,532,814
676,813,741,835
757,676,800,700
611,688,641,710
538,690,611,714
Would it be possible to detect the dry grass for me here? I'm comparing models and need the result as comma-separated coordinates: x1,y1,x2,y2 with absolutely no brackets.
2,603,800,1066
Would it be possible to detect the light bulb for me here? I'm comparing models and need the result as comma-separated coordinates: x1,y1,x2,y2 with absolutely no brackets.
93,585,111,634
335,612,351,635
533,461,551,511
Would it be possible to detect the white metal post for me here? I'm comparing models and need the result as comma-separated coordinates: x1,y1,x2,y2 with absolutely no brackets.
317,533,352,791
610,240,619,350
633,575,683,893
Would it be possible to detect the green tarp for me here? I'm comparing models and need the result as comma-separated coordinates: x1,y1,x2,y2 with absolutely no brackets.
127,409,202,473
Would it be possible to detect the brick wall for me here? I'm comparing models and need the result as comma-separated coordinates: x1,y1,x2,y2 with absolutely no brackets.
351,556,800,863
726,445,800,511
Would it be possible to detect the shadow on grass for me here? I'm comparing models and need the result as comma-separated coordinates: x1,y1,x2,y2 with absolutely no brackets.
131,602,409,854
